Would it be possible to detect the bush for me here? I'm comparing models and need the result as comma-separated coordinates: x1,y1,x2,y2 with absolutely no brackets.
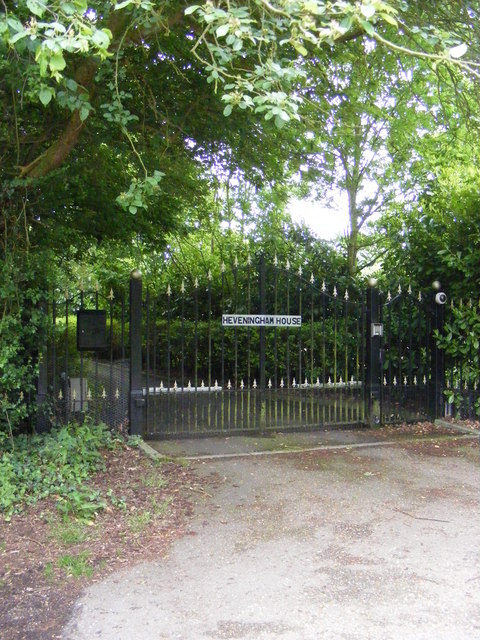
0,252,51,436
0,421,120,519
436,303,480,417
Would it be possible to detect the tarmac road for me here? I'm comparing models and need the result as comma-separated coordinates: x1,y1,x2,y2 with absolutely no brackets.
63,434,480,640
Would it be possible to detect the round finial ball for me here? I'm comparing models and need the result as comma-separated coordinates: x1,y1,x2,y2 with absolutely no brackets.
432,280,441,291
131,269,142,280
368,277,378,287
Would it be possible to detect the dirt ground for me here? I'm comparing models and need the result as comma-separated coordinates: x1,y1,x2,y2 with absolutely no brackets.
1,423,479,640
63,427,479,640
0,446,210,640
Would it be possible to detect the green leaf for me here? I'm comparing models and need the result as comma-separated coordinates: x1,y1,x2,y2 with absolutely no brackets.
39,87,53,106
361,4,376,19
26,0,46,17
292,41,308,56
9,30,29,44
449,43,468,59
223,104,233,116
92,29,110,49
339,16,353,32
216,23,230,38
379,12,398,26
114,0,134,9
358,18,375,37
62,3,77,15
49,52,66,72
65,78,78,92
79,105,90,121
184,5,200,15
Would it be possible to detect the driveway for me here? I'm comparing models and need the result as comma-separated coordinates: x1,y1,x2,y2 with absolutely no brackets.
63,433,480,640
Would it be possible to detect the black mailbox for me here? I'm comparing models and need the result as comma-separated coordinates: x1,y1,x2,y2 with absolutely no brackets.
77,310,107,351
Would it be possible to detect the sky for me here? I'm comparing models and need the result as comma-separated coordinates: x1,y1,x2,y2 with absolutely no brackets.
288,193,350,241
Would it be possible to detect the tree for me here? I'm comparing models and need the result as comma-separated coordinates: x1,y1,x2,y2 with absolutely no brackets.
293,42,416,274
2,0,480,433
2,1,478,191
374,127,480,298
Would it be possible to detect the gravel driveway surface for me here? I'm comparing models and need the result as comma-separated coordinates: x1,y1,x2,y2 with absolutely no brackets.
63,435,480,640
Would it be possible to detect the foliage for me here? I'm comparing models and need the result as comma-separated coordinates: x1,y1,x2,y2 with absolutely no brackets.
296,42,403,273
0,250,51,436
0,421,119,519
375,131,480,299
57,551,94,579
436,303,480,417
2,0,478,200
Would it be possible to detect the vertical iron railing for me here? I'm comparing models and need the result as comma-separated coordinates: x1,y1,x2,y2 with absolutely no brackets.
130,270,144,436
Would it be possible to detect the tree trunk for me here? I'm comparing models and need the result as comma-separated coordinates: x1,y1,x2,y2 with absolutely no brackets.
19,58,98,179
347,185,359,276
19,111,86,179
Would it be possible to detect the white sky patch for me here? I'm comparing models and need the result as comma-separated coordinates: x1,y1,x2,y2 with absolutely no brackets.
288,192,350,241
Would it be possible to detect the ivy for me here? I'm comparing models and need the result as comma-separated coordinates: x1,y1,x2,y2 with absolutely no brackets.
0,250,51,436
0,421,120,520
436,304,480,416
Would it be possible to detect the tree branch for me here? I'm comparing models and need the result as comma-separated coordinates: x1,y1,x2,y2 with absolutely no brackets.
17,7,185,180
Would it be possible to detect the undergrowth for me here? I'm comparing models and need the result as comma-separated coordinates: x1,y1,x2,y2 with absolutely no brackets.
0,421,120,520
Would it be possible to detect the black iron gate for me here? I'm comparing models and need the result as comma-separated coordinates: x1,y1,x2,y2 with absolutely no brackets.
38,286,129,433
39,261,452,438
365,285,446,426
133,257,367,438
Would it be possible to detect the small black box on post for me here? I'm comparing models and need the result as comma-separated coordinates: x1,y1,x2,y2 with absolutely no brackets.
77,310,107,351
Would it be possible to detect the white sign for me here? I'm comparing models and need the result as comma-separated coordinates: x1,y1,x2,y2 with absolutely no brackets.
222,314,302,327
371,323,384,337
